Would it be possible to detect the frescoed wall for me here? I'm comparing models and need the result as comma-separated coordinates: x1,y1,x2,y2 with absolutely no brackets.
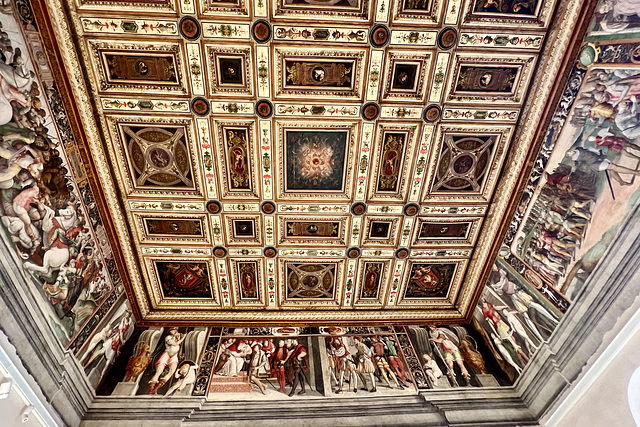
0,1,128,385
473,0,640,378
96,325,511,398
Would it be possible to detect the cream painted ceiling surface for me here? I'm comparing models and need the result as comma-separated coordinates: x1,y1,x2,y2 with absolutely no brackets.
60,0,558,324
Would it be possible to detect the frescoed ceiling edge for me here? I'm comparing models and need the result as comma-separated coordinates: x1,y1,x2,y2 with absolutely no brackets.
27,0,595,325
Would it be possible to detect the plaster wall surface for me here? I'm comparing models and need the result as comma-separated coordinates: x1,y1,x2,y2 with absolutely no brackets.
0,371,46,427
552,320,640,427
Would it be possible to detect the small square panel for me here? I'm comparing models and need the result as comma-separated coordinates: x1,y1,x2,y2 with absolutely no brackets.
233,220,255,237
391,0,439,25
223,214,263,245
361,215,402,247
206,45,253,96
370,221,391,238
391,63,418,91
383,51,431,102
201,0,248,15
218,57,244,85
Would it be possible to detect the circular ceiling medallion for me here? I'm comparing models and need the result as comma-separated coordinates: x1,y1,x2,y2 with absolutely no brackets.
145,145,174,171
452,154,476,175
347,247,360,258
190,97,210,117
370,24,390,48
422,104,441,123
179,16,201,41
252,20,272,43
206,200,221,214
213,247,227,258
261,201,276,214
255,99,273,118
395,248,409,259
351,202,366,215
264,247,277,258
404,203,419,216
438,27,457,50
361,102,380,121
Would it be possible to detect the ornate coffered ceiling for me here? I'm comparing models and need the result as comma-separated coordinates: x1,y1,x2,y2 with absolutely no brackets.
52,0,564,324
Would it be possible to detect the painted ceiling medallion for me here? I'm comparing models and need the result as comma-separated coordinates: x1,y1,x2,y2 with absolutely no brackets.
255,99,273,118
190,97,210,116
213,247,227,258
437,27,457,50
179,16,201,41
251,20,272,43
347,247,360,258
206,200,221,214
361,102,380,121
261,201,276,214
370,24,390,48
395,248,409,259
423,105,441,123
351,202,366,215
264,247,277,258
404,203,419,216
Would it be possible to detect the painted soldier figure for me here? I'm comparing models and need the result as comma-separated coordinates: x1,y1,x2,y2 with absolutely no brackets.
370,336,400,389
272,340,288,393
287,339,308,397
384,336,409,388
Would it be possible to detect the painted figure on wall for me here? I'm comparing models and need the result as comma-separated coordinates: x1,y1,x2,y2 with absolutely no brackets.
406,325,499,388
210,335,312,397
79,300,134,387
512,67,640,299
0,10,115,348
98,326,512,398
148,327,187,394
428,326,471,383
471,262,562,379
592,0,640,34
